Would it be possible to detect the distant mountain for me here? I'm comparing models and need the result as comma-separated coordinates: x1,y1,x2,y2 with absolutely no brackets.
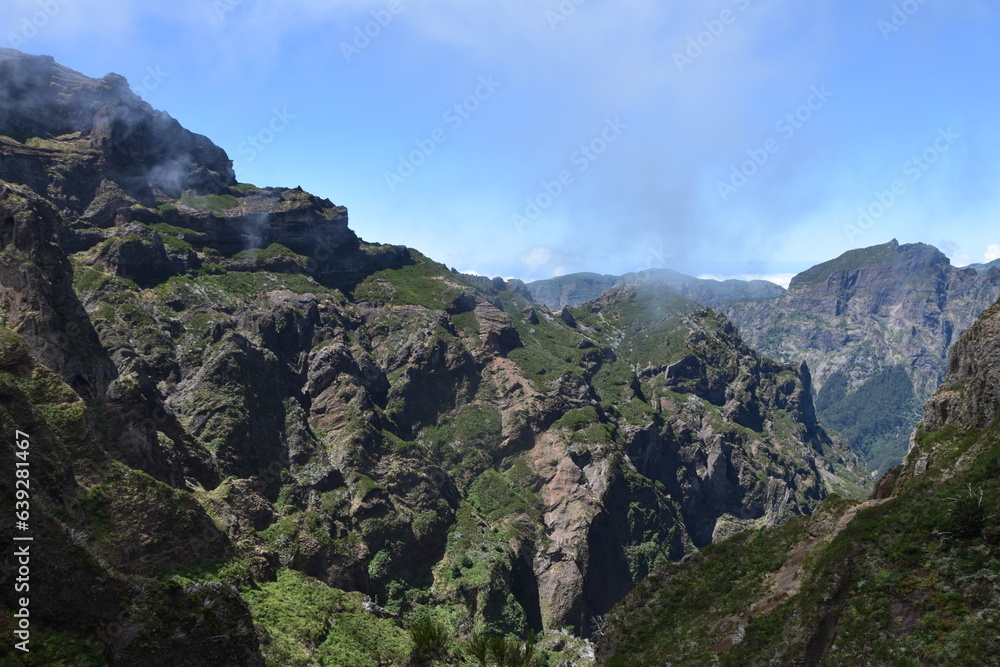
966,257,1000,273
721,239,1000,474
526,267,785,310
529,243,1000,476
525,271,619,310
597,295,1000,666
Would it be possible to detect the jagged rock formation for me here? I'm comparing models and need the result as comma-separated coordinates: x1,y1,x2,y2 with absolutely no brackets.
721,240,1000,473
597,294,1000,666
525,268,785,311
0,48,382,282
0,50,864,664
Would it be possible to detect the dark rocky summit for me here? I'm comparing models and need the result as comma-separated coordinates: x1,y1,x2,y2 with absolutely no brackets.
720,240,1000,473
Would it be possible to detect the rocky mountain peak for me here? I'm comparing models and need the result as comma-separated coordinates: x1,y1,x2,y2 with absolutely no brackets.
0,49,388,289
0,48,235,193
787,238,951,292
722,240,1000,473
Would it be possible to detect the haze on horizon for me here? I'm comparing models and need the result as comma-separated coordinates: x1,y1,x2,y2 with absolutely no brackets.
3,0,998,283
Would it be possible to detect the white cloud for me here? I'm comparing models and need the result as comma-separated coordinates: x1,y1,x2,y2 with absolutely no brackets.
986,243,1000,262
520,246,552,271
951,253,973,267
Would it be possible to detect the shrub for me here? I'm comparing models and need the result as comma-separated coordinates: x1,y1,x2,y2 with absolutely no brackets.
464,630,539,667
947,485,988,539
408,615,451,663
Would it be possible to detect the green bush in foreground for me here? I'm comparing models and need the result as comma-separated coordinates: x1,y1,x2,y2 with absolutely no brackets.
408,615,451,664
464,630,539,667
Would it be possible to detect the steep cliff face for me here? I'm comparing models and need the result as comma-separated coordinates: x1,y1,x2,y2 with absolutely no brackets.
598,294,1000,666
0,181,117,399
0,325,265,666
722,240,1000,473
0,50,864,664
528,242,1000,476
922,299,1000,433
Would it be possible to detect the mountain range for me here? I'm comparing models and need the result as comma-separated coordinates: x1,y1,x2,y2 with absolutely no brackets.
530,243,1000,476
525,269,785,312
0,48,997,666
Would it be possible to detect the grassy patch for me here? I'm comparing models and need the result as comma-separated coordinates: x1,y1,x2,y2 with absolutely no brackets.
244,569,411,666
72,266,139,296
180,194,240,213
146,222,205,238
232,243,301,262
467,469,541,523
497,291,592,391
353,258,464,310
452,310,481,340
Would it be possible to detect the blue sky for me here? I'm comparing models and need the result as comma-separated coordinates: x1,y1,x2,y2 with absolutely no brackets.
3,0,999,285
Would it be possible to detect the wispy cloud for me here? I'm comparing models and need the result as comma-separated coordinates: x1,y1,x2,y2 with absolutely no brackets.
6,1,996,281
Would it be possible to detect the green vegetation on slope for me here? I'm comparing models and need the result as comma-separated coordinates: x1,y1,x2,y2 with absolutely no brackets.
816,366,920,475
790,240,899,288
353,255,464,310
599,420,1000,666
243,569,412,667
180,193,240,213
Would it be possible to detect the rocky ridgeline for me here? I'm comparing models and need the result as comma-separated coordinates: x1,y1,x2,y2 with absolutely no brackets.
726,240,1000,398
1,50,865,664
526,242,1000,475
